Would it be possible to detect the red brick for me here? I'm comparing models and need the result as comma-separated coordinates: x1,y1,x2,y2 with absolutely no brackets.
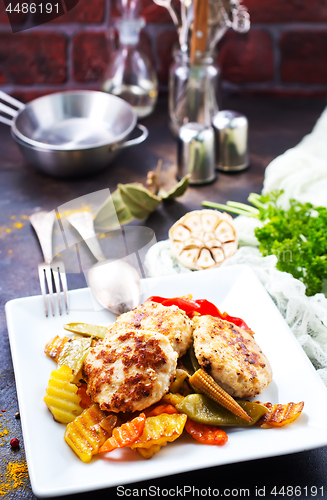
50,0,105,23
280,31,327,84
72,31,110,83
218,30,274,83
10,86,100,104
0,32,67,85
229,88,327,99
243,0,327,23
0,2,27,24
110,0,177,23
156,30,178,84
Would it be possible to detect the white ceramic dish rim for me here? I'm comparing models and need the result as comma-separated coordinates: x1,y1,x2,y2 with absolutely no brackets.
5,265,327,498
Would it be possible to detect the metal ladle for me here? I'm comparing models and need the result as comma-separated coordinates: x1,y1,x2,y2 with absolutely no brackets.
67,212,141,315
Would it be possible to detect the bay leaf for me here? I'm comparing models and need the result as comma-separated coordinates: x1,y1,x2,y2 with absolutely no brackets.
158,174,191,200
94,189,133,231
118,183,161,220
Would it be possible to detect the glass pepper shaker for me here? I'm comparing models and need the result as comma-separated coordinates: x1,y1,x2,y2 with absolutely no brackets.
102,0,158,118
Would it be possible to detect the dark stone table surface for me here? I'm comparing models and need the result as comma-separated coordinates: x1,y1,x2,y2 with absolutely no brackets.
0,95,327,499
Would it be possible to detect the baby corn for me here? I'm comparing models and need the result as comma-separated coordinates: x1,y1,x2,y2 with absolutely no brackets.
189,369,252,422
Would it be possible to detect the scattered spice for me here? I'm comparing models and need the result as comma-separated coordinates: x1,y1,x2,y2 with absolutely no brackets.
10,439,19,449
0,459,29,496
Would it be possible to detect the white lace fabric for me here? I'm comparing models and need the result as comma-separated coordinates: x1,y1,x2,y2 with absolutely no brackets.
145,106,327,386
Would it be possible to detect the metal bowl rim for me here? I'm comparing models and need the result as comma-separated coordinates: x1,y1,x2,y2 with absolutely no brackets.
11,90,137,152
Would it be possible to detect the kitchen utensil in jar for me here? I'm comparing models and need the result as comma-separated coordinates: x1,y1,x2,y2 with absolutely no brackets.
0,90,148,178
212,110,249,172
152,0,180,26
67,211,141,315
178,122,216,184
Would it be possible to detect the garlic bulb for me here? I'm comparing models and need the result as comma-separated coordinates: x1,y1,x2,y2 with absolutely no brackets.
169,209,238,270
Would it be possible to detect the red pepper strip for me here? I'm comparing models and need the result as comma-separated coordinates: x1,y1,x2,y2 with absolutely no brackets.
185,419,228,446
144,403,179,418
99,413,146,453
146,296,251,331
147,296,201,317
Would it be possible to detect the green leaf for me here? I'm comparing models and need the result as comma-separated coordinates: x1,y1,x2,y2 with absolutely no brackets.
118,183,161,220
159,174,191,200
94,189,133,230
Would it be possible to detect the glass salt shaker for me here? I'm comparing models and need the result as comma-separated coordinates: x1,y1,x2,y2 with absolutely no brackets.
102,1,158,118
169,48,221,137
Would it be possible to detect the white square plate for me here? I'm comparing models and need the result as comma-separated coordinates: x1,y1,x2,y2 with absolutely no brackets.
5,265,327,498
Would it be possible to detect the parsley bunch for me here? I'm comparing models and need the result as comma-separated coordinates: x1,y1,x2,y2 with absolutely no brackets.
203,191,327,296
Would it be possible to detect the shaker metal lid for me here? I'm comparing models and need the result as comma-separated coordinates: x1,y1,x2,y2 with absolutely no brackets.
212,110,249,172
212,110,248,130
177,122,216,185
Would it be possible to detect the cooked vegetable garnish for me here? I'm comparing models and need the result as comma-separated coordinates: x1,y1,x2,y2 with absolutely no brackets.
169,369,190,394
255,401,304,428
176,394,268,426
44,336,69,362
57,337,92,376
185,419,228,445
76,384,92,410
99,413,146,453
64,404,115,462
43,365,83,424
147,296,251,331
64,323,108,339
145,403,179,417
130,413,187,458
189,369,252,422
162,392,185,406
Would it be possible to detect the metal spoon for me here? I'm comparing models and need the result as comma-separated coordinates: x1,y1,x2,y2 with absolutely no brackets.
67,212,141,315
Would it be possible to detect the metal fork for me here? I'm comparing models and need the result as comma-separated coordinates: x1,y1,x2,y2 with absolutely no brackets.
30,211,69,317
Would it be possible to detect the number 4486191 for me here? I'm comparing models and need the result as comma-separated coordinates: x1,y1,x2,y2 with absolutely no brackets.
6,3,60,14
270,486,324,497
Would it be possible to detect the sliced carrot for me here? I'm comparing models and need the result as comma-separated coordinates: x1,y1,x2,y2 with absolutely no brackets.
145,403,179,418
76,384,92,410
185,419,228,446
99,413,146,453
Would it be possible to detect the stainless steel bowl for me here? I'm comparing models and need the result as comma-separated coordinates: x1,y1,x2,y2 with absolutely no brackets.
0,90,148,178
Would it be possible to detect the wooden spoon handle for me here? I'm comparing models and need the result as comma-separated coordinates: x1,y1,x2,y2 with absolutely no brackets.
190,0,209,64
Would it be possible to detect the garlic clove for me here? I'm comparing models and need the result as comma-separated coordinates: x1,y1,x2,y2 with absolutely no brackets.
184,237,204,248
172,241,185,255
179,248,200,267
197,248,216,269
211,247,225,263
205,239,222,249
223,241,238,258
203,231,216,242
182,213,202,232
170,224,191,241
201,211,221,232
214,221,236,243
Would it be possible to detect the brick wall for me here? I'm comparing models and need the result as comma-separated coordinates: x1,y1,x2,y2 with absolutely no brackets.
0,0,327,103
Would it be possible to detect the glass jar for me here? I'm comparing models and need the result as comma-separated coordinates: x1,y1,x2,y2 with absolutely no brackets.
102,18,158,118
169,48,221,137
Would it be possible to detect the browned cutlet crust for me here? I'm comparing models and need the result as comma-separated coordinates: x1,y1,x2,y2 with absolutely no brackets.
193,316,272,398
83,329,177,413
106,301,193,357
